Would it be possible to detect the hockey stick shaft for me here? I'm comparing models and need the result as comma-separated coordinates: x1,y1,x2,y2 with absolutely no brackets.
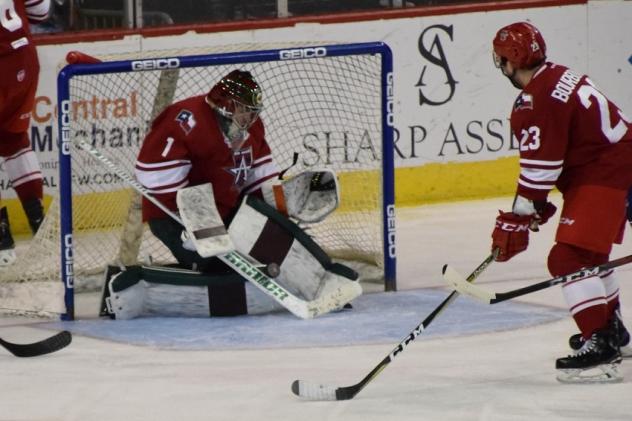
444,253,632,305
0,331,72,357
488,253,632,304
77,140,331,319
292,252,496,400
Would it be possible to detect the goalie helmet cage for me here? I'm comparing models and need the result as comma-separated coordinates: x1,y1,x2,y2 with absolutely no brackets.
56,42,396,320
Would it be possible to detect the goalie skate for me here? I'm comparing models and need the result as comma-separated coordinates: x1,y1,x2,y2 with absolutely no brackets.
556,330,623,384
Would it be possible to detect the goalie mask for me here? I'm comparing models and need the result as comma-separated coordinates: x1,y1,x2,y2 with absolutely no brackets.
208,70,263,146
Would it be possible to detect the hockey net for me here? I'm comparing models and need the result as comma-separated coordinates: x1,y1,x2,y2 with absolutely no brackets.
0,42,395,318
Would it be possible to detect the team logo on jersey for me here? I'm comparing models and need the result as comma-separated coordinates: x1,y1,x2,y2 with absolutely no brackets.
225,147,253,186
514,93,534,111
175,110,196,134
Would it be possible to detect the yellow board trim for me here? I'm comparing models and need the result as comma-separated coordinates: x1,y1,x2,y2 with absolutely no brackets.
5,157,520,235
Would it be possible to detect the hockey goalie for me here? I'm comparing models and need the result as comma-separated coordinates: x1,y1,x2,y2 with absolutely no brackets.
99,69,361,319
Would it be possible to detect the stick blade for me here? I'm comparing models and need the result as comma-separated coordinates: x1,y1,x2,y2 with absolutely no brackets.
442,265,495,303
0,330,72,358
291,379,344,401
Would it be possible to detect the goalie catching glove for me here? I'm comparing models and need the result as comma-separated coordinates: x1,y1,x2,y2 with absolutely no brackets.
262,169,339,223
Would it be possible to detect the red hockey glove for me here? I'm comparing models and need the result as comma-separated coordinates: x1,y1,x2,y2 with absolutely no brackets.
491,211,531,262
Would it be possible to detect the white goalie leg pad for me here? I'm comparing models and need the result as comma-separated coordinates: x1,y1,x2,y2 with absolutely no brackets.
229,195,361,310
261,169,339,223
105,265,250,319
244,283,285,315
110,280,213,320
176,183,235,257
107,271,148,320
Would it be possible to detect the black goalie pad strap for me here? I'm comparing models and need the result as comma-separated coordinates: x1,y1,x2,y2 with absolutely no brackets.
207,282,247,317
244,195,358,281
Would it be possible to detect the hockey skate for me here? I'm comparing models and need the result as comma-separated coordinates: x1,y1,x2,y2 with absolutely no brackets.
556,329,623,384
568,308,632,359
23,198,44,234
0,207,16,267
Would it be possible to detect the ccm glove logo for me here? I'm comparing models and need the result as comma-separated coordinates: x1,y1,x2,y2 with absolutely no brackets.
495,220,530,232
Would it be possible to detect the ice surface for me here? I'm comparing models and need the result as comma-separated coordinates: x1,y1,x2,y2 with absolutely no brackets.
1,196,632,421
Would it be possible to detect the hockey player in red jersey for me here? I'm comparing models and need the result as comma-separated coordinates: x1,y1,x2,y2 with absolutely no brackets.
490,22,632,383
116,69,358,320
136,69,278,273
0,0,50,266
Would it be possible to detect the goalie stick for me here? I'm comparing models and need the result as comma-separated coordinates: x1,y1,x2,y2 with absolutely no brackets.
442,253,632,305
291,252,496,401
0,331,72,358
76,139,354,319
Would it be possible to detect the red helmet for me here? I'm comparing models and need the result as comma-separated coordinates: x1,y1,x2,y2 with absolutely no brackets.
207,70,263,141
493,22,546,69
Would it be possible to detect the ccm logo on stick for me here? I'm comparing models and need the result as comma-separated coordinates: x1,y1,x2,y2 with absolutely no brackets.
279,47,327,60
131,58,180,71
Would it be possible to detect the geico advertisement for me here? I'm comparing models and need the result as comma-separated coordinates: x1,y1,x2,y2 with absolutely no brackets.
7,1,629,198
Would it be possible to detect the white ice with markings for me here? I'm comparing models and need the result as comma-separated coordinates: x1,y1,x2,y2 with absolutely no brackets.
1,196,632,421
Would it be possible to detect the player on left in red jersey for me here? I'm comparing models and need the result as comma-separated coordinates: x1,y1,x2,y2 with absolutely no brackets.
0,0,50,266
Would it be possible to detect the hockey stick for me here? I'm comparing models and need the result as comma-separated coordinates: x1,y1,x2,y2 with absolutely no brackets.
442,253,632,305
291,252,496,401
77,140,354,319
0,331,72,358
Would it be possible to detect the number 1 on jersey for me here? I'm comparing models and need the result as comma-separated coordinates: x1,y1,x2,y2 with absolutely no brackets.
161,137,175,157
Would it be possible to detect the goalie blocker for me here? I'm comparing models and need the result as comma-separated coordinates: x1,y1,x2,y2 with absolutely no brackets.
101,194,360,319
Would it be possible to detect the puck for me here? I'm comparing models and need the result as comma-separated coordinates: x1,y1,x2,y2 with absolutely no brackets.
266,262,281,278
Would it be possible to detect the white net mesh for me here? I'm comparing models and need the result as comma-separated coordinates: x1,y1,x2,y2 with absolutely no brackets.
0,43,388,317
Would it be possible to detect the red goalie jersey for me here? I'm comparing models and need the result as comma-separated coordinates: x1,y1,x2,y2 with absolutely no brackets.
512,63,632,201
135,95,280,223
